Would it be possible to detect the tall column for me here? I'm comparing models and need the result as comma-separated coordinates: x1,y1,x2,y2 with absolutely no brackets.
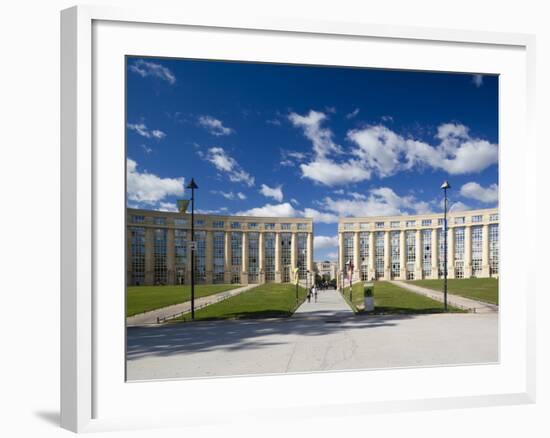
464,226,472,278
307,232,314,272
353,232,360,281
258,232,265,284
205,231,214,284
481,224,490,277
144,227,154,285
399,230,406,280
241,232,248,284
431,228,439,279
338,232,345,287
166,228,176,285
447,227,455,279
274,232,282,283
384,231,391,280
415,229,423,280
368,232,375,280
223,231,231,284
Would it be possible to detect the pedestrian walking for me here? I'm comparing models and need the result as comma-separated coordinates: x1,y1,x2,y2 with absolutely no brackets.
307,286,312,303
312,285,318,302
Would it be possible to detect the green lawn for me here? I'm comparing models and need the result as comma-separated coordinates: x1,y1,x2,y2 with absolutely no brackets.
371,281,464,314
172,283,308,321
411,278,499,305
126,284,240,317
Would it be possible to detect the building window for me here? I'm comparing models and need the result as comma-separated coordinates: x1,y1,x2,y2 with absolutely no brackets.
174,229,187,285
375,222,384,229
390,221,400,228
438,218,445,226
130,227,145,285
471,226,483,277
264,223,276,230
490,213,499,222
154,228,167,285
344,223,355,230
212,220,224,229
359,232,369,281
360,223,369,230
248,222,258,229
195,219,205,226
281,233,292,282
174,218,187,227
297,233,308,280
489,224,499,275
422,229,432,278
343,232,354,280
390,231,400,279
213,232,225,283
454,217,465,225
406,230,416,280
194,231,206,284
231,221,241,229
421,219,432,227
132,215,145,224
281,223,291,230
153,217,166,225
230,232,242,284
438,228,446,278
454,227,465,278
471,215,482,223
248,232,260,283
375,232,385,279
264,233,276,282
297,223,308,230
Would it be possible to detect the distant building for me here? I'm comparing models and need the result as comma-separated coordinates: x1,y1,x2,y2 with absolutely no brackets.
315,261,337,280
127,208,313,286
338,207,499,287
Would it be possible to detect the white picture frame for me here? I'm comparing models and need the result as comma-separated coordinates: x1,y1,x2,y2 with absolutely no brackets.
61,4,537,433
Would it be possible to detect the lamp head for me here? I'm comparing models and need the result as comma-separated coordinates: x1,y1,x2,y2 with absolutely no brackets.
440,180,451,190
186,178,199,190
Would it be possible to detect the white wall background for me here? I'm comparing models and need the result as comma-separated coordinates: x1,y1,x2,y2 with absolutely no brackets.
0,1,547,437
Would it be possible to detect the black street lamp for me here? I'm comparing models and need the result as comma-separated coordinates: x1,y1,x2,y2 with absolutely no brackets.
187,178,199,320
441,180,451,312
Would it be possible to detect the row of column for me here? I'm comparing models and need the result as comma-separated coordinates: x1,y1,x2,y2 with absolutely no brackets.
339,224,493,283
130,229,314,286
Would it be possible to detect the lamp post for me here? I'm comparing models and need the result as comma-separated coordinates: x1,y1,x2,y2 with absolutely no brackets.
187,178,199,320
441,180,451,312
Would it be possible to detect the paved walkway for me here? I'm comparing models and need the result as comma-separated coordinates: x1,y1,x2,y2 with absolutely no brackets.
292,288,354,320
126,284,259,326
389,280,498,313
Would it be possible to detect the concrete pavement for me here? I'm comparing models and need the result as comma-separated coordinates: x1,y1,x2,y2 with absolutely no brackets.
292,288,354,320
126,312,498,380
126,283,259,326
389,280,498,313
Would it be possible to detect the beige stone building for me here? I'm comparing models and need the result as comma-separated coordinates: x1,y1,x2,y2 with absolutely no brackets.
127,208,314,286
337,207,499,286
315,261,338,280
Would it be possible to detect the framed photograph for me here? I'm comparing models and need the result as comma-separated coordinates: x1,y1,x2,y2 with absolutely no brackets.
61,5,536,433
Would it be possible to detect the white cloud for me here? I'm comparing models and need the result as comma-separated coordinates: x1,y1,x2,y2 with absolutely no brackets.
211,190,247,201
459,182,498,203
198,116,234,136
449,201,471,212
472,74,484,87
346,108,360,119
314,235,338,249
280,150,307,167
127,123,166,140
290,198,299,205
127,158,184,204
129,59,176,84
203,147,255,186
302,208,339,224
259,184,283,202
300,158,371,186
325,252,338,261
140,144,153,154
288,110,342,158
237,202,297,218
157,202,179,212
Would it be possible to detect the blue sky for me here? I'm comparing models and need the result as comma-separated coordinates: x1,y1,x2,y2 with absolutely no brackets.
126,57,499,261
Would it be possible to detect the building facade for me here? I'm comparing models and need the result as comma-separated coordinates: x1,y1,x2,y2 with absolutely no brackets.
315,261,337,280
338,208,499,285
127,208,314,286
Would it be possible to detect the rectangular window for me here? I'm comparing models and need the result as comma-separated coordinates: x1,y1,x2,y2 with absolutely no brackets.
471,215,482,223
489,224,499,275
130,227,145,285
132,215,145,224
297,233,308,280
422,229,432,278
344,223,355,230
247,222,258,229
471,226,483,277
390,231,400,279
454,227,465,278
406,230,416,280
154,228,167,284
360,223,369,230
281,233,292,282
281,223,291,230
264,223,276,230
248,232,260,283
490,213,499,221
343,232,354,280
230,232,242,284
421,219,432,226
174,218,187,227
174,229,187,285
375,232,385,279
264,233,276,282
212,220,224,229
454,217,465,225
153,217,166,225
375,222,384,229
359,232,369,281
406,220,416,227
195,219,205,226
297,223,308,230
230,222,241,229
390,221,400,228
213,232,225,283
438,218,445,226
